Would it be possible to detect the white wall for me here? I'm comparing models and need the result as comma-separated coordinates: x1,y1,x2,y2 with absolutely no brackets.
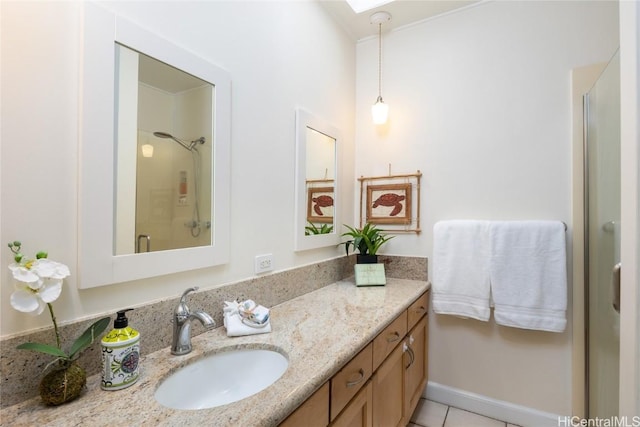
355,0,618,415
0,1,355,336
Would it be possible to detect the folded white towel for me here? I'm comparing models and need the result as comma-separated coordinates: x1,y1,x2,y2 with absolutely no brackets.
489,221,567,332
223,300,272,337
432,220,492,321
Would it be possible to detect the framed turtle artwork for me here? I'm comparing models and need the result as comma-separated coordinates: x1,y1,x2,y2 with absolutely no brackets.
358,170,421,234
307,186,334,224
366,183,412,225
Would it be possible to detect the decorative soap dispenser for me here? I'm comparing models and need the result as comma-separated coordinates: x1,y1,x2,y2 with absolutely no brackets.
101,309,140,391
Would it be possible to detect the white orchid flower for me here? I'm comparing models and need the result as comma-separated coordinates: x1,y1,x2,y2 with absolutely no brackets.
9,259,68,315
31,258,70,280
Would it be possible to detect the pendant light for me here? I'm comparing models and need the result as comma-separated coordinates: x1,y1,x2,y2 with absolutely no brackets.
371,11,391,125
141,143,154,158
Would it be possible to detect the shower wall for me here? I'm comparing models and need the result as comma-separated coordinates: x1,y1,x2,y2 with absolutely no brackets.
136,83,212,252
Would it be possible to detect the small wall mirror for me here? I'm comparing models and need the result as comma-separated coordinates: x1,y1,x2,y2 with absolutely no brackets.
294,109,341,251
79,4,230,288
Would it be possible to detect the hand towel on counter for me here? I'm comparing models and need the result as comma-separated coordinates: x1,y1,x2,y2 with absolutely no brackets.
489,221,567,332
432,220,492,321
223,300,272,337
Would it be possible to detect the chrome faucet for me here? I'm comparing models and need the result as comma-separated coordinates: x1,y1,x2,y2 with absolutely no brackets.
171,287,216,355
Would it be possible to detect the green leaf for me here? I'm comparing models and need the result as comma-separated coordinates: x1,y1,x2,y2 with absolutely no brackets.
17,342,69,359
68,316,111,359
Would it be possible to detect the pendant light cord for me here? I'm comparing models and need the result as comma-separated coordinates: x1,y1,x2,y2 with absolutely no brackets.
377,22,382,99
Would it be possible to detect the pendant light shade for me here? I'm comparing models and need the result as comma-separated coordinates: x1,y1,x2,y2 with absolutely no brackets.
371,11,391,125
372,96,389,125
141,143,154,158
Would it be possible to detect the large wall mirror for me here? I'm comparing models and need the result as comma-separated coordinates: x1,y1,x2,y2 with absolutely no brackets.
79,3,230,288
115,44,213,255
294,109,342,251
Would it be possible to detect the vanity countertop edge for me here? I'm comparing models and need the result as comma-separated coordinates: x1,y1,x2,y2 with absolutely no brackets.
0,277,430,427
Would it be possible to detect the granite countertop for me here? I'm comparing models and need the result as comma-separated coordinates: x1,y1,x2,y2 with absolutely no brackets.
0,278,430,427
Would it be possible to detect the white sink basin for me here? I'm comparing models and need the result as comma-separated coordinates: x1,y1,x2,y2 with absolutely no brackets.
155,348,288,410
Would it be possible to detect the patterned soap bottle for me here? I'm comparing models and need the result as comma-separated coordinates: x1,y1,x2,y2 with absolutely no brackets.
101,309,140,390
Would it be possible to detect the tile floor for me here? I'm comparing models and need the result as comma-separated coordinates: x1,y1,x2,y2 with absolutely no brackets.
409,398,521,427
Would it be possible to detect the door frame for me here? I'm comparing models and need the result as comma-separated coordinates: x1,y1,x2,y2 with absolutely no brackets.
619,0,640,418
571,61,606,418
571,3,640,416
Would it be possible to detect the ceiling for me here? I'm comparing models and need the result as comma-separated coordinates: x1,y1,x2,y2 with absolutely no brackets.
319,0,481,41
138,49,208,94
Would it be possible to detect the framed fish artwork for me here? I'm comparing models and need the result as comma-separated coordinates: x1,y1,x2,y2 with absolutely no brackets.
307,186,334,223
366,183,412,225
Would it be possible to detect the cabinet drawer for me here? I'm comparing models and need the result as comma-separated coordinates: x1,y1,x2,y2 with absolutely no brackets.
407,291,429,331
331,343,373,421
280,382,329,427
372,311,407,371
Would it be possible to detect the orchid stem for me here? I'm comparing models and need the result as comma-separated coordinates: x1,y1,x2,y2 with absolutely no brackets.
47,303,61,350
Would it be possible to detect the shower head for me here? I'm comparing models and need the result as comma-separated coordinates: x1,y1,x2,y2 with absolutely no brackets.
153,131,174,139
153,132,205,151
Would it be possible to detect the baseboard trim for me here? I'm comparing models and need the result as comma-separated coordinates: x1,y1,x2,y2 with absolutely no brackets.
425,382,561,427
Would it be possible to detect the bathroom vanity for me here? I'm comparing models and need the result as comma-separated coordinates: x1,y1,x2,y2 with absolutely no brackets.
281,290,429,426
0,278,429,426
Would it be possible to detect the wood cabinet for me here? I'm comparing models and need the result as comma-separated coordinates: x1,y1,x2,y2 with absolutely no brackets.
279,290,429,427
280,382,330,427
407,292,429,331
371,292,429,426
331,381,373,427
403,315,428,424
372,342,405,427
331,343,373,421
372,311,407,370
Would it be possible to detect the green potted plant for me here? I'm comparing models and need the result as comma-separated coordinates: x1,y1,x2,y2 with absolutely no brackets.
305,221,334,236
340,223,394,264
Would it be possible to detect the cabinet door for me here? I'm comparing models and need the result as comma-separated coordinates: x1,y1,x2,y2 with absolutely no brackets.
403,315,428,422
331,380,373,427
280,382,329,427
372,342,405,427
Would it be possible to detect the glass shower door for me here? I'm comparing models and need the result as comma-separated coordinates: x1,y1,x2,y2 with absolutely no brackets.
585,50,620,418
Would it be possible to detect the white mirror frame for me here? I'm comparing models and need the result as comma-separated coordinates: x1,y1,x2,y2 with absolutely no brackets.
294,109,342,251
78,3,231,288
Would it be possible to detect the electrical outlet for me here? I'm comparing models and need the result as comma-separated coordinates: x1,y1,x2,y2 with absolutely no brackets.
255,254,273,274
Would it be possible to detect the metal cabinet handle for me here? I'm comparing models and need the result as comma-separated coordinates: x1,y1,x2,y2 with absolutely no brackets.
386,332,401,343
612,262,621,313
346,369,365,387
414,306,427,315
405,345,415,369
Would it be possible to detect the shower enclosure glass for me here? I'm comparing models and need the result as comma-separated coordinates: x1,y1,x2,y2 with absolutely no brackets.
584,50,620,418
